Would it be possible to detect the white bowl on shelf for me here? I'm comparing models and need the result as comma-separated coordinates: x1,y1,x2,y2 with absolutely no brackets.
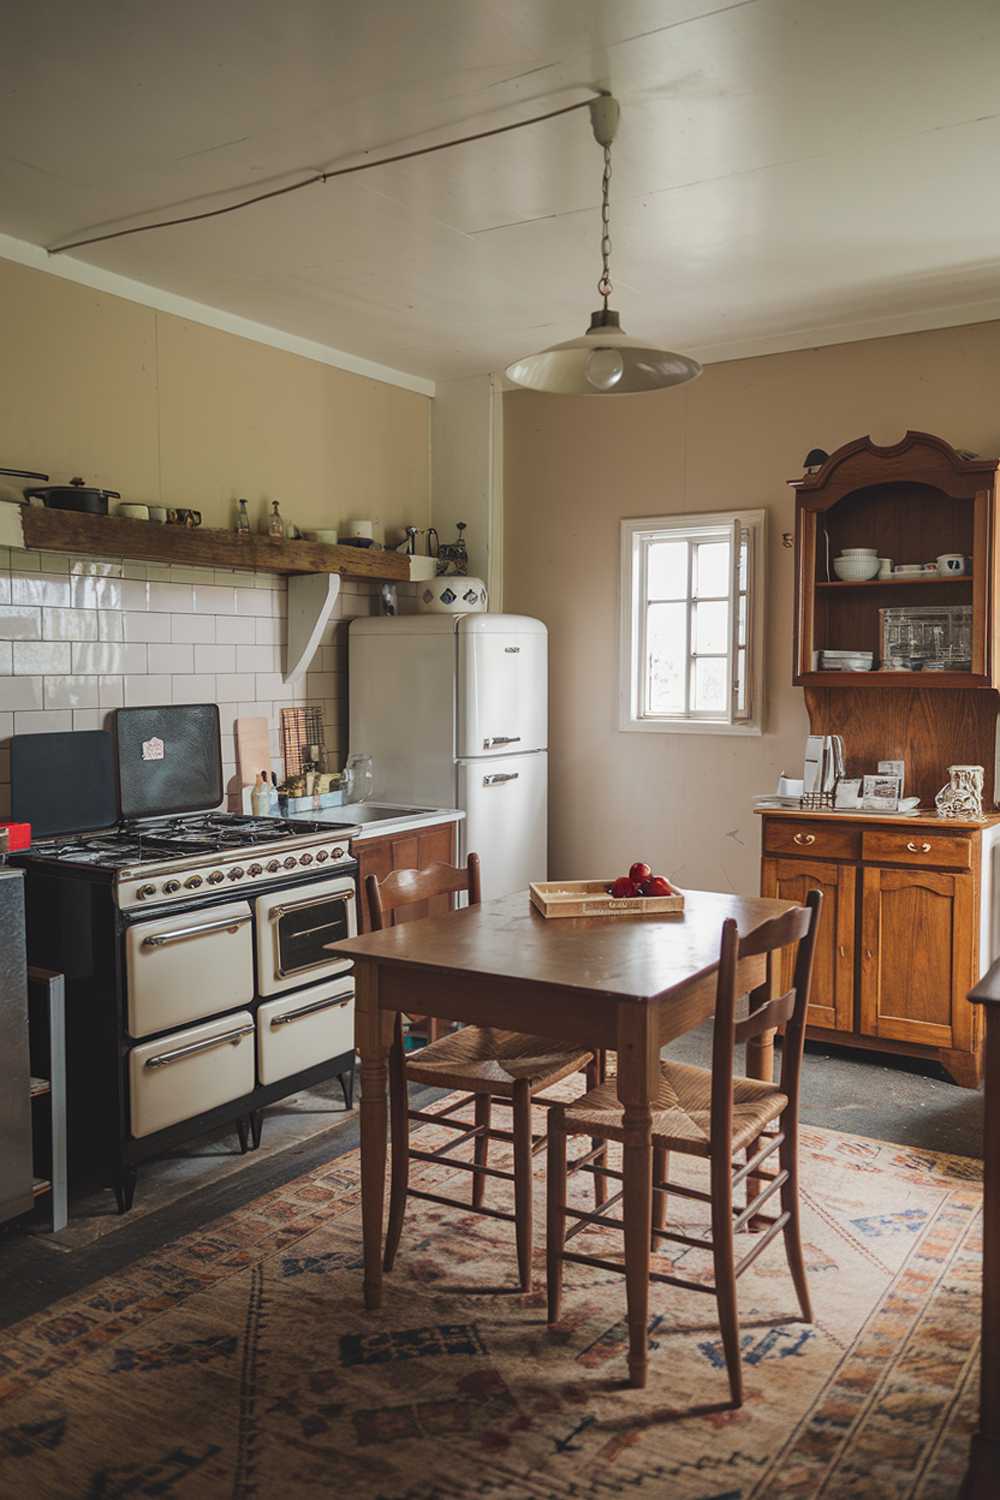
841,547,878,557
833,555,880,581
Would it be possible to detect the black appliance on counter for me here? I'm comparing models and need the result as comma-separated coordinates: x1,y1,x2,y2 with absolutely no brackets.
12,706,361,1212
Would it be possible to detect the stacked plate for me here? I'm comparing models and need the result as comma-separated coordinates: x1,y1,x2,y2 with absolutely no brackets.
819,649,875,672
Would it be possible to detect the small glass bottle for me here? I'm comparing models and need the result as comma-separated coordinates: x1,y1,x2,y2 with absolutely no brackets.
236,497,251,540
268,499,284,542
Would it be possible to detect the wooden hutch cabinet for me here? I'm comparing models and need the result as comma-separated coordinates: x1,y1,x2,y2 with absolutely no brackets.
759,431,1000,1088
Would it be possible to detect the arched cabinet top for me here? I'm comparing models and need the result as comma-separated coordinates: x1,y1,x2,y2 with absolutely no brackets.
790,430,999,511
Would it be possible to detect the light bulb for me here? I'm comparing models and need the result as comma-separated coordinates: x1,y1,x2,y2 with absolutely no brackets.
585,347,624,391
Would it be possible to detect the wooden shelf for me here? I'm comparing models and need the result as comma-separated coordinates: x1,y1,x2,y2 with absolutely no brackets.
20,507,409,582
816,575,972,590
800,671,983,688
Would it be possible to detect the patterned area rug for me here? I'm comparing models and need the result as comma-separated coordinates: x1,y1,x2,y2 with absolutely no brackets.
0,1095,981,1499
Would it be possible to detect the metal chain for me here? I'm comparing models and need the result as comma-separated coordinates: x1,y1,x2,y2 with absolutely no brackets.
598,142,613,305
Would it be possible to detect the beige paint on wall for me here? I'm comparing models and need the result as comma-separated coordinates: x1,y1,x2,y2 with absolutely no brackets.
0,256,430,536
503,318,1000,896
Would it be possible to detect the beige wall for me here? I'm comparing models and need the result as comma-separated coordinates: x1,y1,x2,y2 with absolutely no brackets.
504,319,1000,895
0,256,430,537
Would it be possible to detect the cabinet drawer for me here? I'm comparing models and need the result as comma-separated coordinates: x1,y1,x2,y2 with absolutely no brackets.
129,1011,255,1139
762,819,860,860
257,978,355,1085
862,829,972,870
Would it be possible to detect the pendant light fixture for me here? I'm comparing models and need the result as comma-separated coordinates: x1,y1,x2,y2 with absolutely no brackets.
505,96,702,396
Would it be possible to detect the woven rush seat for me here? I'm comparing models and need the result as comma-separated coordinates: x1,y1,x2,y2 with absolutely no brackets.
405,1026,593,1097
563,1058,787,1156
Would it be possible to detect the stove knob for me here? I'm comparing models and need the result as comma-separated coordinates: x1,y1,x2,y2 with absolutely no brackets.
184,874,203,890
163,879,182,894
136,883,157,900
207,870,225,885
315,849,329,864
247,863,263,878
228,867,245,881
299,852,314,865
266,860,281,874
282,856,297,870
332,847,345,860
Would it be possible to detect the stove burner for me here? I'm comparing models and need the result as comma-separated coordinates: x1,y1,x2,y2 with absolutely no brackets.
26,811,354,869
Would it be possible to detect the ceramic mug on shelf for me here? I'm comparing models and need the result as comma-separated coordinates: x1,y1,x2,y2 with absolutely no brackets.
878,558,893,577
936,553,965,576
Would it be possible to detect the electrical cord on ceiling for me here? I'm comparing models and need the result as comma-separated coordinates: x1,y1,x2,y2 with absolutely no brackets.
47,91,607,257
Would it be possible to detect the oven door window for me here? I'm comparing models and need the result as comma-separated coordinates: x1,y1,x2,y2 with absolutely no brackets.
275,893,353,978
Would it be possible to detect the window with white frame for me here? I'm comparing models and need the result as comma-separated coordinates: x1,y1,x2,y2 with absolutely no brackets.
620,509,765,734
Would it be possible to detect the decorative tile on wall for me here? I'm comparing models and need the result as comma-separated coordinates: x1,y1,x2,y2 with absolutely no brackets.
0,547,380,817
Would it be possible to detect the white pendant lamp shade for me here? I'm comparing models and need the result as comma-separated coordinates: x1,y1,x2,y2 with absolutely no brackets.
505,310,702,396
505,96,701,397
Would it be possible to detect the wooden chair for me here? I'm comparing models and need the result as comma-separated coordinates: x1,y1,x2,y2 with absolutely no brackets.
546,889,822,1401
366,852,601,1291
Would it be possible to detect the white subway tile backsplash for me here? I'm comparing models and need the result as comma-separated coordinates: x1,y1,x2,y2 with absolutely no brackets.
72,709,104,730
236,589,277,618
70,575,124,610
193,583,237,615
215,615,253,644
124,674,172,706
0,605,41,640
71,559,122,577
72,642,124,674
14,641,71,675
215,673,255,702
0,576,9,605
147,643,194,674
236,644,281,673
42,607,99,641
171,674,217,704
11,573,71,607
0,643,10,674
99,609,124,641
194,643,236,674
171,614,216,644
253,616,287,645
98,675,125,708
254,673,292,701
0,677,43,711
44,675,100,710
124,611,172,643
122,579,150,607
13,709,72,733
148,581,194,613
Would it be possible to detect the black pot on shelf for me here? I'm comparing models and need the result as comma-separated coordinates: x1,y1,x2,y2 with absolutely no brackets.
21,476,120,514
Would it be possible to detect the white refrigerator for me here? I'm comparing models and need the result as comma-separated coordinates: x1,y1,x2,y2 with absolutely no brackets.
348,613,547,899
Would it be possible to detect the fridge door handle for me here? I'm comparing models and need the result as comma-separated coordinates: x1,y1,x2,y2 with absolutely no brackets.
483,735,521,749
483,772,519,786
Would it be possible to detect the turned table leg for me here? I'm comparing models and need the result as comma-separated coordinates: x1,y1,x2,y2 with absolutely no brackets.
617,1005,658,1388
355,960,393,1312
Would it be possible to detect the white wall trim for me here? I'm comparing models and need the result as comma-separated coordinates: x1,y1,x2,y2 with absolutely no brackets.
0,232,435,398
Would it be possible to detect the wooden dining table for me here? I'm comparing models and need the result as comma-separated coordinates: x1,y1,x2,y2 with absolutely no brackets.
332,886,794,1388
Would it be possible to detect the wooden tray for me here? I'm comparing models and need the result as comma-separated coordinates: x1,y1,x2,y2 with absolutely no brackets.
529,879,684,919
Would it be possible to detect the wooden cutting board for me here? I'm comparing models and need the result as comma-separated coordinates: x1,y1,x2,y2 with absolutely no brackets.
236,716,271,788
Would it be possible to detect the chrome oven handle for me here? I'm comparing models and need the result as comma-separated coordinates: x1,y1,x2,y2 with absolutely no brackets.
483,735,521,749
141,914,251,947
144,1022,254,1069
270,890,355,920
271,995,352,1027
483,772,519,786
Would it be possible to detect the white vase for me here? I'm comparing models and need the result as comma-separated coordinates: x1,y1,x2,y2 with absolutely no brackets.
934,764,984,819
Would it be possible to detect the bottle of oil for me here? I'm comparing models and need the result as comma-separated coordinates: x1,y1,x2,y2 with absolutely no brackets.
268,499,284,542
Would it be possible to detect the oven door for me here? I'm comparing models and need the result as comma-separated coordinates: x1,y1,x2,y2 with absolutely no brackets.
255,876,356,996
126,899,255,1038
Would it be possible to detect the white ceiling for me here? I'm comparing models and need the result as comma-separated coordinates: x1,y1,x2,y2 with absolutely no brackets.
3,0,1000,386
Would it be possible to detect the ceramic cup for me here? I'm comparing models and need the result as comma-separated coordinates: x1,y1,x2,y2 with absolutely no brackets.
116,502,149,521
149,506,167,523
346,519,374,539
878,557,893,577
937,553,965,575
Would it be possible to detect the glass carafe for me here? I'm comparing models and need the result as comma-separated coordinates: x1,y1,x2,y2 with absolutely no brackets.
344,752,375,804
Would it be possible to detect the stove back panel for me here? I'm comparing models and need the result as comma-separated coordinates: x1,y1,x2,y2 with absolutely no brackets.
11,729,118,837
116,705,223,819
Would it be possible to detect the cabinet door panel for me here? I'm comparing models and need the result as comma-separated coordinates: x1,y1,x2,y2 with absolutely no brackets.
761,857,854,1032
860,866,975,1052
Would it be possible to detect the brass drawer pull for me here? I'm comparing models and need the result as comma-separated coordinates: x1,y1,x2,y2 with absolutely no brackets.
793,833,816,846
905,841,932,854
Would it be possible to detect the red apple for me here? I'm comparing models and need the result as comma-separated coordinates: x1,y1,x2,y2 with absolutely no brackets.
642,875,675,898
609,875,638,898
629,861,653,885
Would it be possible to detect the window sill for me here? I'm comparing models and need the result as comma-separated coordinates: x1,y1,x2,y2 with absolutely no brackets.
620,717,763,737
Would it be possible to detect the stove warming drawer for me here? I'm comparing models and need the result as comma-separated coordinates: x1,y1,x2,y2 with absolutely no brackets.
129,1011,255,1138
257,976,355,1085
126,899,255,1038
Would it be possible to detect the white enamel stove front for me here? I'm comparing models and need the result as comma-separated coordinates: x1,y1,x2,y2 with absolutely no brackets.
116,831,353,911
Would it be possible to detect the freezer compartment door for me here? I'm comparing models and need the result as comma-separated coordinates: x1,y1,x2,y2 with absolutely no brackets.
458,751,547,901
457,616,547,759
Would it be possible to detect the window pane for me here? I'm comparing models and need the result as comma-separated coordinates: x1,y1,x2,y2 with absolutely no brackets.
736,647,747,715
738,534,749,592
738,593,747,648
693,656,727,713
646,602,686,714
694,541,729,597
646,540,687,600
694,600,728,654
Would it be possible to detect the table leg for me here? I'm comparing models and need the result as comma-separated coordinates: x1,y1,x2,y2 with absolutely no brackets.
963,1006,1000,1498
355,960,393,1312
617,1005,658,1388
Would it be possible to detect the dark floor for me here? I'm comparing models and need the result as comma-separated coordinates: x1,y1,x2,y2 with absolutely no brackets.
0,1040,983,1329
